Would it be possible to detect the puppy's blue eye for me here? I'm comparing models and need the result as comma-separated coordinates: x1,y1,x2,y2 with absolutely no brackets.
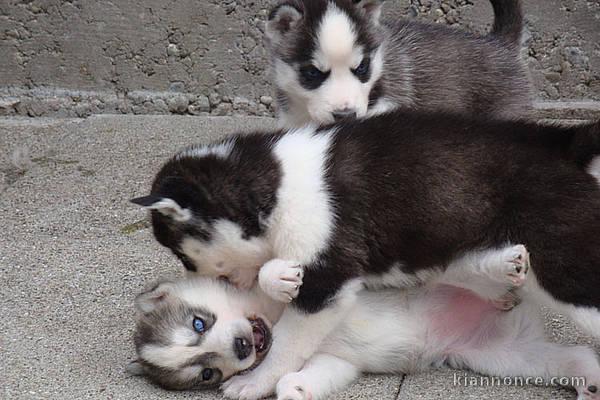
352,57,370,78
201,368,213,381
193,317,205,333
301,65,324,80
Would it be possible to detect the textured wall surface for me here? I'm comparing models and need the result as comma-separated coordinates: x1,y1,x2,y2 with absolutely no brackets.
0,0,599,117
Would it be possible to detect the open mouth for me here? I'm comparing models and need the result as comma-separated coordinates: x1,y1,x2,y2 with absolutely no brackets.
248,316,272,358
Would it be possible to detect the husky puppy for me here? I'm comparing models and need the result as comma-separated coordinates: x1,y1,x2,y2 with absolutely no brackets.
128,248,600,400
266,0,531,127
131,112,600,399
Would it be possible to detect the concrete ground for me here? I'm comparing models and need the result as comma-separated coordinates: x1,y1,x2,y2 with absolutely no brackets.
1,115,599,400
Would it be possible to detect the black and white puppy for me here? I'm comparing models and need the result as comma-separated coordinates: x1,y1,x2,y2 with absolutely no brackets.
266,0,531,127
129,247,600,400
131,112,600,399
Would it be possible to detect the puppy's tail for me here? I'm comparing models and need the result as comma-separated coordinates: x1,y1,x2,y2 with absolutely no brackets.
489,0,523,46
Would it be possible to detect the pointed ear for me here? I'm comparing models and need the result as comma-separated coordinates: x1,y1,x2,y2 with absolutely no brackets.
130,194,163,207
130,196,191,222
126,360,146,376
266,3,303,43
353,0,384,24
135,281,176,314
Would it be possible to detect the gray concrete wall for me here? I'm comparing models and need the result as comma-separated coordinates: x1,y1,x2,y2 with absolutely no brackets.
0,0,599,117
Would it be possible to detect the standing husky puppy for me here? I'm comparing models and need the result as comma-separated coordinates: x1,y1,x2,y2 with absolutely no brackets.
131,112,600,399
266,0,531,127
129,250,600,400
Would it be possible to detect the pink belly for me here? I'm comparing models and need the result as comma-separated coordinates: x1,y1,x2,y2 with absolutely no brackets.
426,284,502,351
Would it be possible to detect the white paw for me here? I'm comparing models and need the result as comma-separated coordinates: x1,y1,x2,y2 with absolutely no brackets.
258,259,303,303
490,244,530,287
222,368,277,400
277,373,311,400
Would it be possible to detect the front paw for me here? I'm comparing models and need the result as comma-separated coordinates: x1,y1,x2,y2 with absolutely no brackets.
222,370,277,400
277,373,312,400
258,259,303,303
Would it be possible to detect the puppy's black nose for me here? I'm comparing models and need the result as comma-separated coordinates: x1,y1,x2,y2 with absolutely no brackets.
332,109,357,121
234,337,253,360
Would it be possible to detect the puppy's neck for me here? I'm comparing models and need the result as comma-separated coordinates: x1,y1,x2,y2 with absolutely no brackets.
249,284,286,324
264,126,337,264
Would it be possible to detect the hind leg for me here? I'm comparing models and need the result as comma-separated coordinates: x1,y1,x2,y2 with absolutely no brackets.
566,306,600,340
453,342,600,399
519,270,600,340
448,304,600,398
513,174,600,340
437,244,530,307
546,300,600,341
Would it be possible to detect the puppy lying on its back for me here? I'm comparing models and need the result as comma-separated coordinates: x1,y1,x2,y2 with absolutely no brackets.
132,112,600,399
129,246,600,400
266,0,531,127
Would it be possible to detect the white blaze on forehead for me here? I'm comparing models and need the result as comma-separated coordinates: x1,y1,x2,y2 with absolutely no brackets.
316,5,357,66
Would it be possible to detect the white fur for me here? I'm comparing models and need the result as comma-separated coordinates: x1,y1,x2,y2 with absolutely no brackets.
266,127,336,263
181,219,271,288
587,155,600,184
437,245,530,301
142,250,600,400
222,279,363,400
177,139,236,160
314,5,360,69
276,354,359,400
258,259,303,303
568,307,600,339
141,344,201,370
146,198,191,222
223,244,542,399
288,270,600,400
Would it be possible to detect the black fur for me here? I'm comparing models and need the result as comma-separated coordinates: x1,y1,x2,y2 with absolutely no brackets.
142,136,281,269
136,112,600,314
